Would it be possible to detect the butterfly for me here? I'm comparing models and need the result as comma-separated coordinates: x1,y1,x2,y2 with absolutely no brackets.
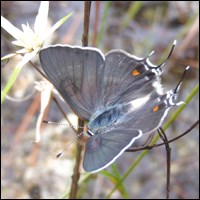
39,41,185,173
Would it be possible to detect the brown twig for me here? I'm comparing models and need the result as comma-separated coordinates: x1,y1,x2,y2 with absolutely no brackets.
82,1,91,47
29,60,48,80
157,128,171,199
69,119,84,199
149,120,199,148
69,1,92,199
126,120,199,152
92,1,100,47
125,120,199,198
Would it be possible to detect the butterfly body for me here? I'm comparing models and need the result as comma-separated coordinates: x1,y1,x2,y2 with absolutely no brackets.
88,103,130,134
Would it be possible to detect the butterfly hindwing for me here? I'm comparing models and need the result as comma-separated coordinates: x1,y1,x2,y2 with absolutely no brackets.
83,129,142,172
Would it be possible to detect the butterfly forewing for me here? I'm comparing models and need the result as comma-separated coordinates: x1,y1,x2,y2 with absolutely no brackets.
40,45,105,121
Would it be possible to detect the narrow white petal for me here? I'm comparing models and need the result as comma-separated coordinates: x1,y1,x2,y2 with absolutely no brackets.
35,84,51,143
1,53,17,60
1,16,25,41
16,48,28,54
22,23,35,38
16,49,39,68
12,40,32,50
12,40,27,48
21,23,37,49
34,1,49,38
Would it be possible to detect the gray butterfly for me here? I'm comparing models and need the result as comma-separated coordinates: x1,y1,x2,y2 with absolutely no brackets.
39,43,184,173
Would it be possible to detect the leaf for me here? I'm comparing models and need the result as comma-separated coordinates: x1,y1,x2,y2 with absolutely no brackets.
1,50,38,103
47,12,73,38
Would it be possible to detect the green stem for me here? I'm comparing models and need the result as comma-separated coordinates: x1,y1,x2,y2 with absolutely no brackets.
1,65,23,103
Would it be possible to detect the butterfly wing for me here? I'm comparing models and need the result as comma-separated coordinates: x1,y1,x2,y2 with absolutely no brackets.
84,88,180,172
120,90,179,134
83,129,142,172
40,46,162,120
39,45,105,121
40,45,182,173
99,50,162,107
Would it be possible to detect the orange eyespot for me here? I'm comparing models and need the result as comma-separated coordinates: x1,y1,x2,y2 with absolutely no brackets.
153,105,159,112
132,69,140,76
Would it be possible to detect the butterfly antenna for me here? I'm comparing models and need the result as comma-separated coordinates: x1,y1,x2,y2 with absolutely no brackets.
43,120,84,129
57,131,84,158
157,40,177,68
174,66,190,94
43,120,84,157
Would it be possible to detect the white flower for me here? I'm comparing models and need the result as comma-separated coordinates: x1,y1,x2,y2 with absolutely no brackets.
1,1,72,103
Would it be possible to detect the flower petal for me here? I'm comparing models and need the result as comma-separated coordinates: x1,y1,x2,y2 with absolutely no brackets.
35,81,52,142
1,53,17,60
34,1,49,39
16,48,39,68
22,23,35,38
16,48,29,54
1,16,25,41
12,40,28,48
1,50,38,104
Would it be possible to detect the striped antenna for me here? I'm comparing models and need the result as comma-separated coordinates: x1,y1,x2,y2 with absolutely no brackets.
43,120,84,129
42,120,85,158
56,131,84,158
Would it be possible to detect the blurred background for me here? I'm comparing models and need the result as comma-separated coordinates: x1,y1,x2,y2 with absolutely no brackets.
1,1,199,199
